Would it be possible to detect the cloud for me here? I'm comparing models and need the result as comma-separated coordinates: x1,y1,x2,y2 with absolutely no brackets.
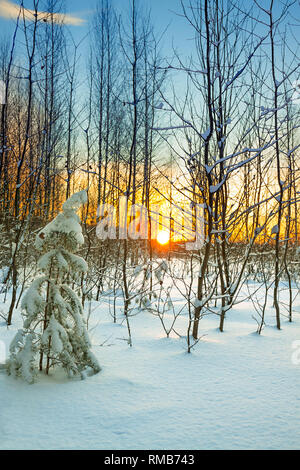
0,0,85,26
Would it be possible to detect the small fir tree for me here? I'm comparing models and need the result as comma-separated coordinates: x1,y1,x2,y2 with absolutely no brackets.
7,190,100,383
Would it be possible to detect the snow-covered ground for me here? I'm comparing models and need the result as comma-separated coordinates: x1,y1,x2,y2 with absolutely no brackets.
1,284,300,450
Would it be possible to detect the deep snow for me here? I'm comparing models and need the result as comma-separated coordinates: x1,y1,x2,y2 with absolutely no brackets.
1,285,300,450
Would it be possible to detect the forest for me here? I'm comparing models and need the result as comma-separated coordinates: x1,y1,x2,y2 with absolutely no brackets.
1,0,300,451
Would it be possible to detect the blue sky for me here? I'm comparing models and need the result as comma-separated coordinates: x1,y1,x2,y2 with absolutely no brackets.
0,0,199,71
76,0,194,59
1,0,297,71
0,0,194,157
0,0,298,162
0,0,297,49
1,0,299,109
0,0,296,64
0,0,198,119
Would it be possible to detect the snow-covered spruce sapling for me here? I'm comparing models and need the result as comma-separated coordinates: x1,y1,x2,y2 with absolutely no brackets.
7,190,100,383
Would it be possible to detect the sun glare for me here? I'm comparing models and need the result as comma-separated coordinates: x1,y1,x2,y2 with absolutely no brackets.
157,230,170,245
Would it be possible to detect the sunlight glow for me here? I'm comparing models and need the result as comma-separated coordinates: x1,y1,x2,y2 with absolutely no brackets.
157,230,170,245
0,0,85,26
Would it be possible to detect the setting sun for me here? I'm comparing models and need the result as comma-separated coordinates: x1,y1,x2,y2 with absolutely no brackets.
157,230,170,245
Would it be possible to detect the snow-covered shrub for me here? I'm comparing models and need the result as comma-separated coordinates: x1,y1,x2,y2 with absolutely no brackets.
7,190,100,383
